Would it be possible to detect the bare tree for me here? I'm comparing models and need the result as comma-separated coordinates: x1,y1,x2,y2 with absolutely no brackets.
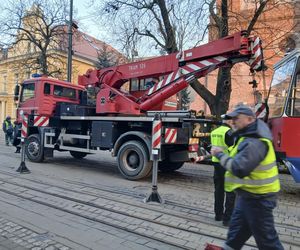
95,43,125,69
187,0,294,115
97,0,209,54
92,0,293,115
0,0,69,76
93,0,209,108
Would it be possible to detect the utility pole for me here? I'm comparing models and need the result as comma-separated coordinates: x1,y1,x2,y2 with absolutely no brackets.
67,0,73,82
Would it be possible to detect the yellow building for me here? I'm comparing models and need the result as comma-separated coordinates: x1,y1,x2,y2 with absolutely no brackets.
0,27,124,124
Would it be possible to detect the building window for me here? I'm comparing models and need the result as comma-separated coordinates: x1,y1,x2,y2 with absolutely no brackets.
3,75,7,93
14,73,19,84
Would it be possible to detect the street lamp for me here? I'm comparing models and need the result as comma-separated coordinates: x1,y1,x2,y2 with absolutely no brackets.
67,0,73,83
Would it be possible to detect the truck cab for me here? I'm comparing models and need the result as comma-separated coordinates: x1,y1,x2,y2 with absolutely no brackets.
16,76,85,122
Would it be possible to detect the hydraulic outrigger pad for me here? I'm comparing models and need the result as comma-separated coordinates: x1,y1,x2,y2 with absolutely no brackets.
16,139,30,174
16,161,30,174
144,186,164,204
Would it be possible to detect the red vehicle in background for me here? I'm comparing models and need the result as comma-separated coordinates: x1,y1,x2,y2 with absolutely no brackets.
264,49,300,182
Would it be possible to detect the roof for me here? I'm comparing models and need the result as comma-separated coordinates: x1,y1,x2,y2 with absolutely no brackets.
0,25,125,65
59,26,124,63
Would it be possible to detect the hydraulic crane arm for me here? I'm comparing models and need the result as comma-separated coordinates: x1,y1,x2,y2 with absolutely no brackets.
78,31,263,114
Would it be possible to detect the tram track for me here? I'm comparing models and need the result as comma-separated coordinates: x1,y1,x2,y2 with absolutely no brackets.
1,150,299,245
0,170,254,249
0,170,299,249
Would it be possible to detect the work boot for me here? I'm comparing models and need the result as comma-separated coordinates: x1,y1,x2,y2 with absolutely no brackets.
222,220,230,227
215,215,223,221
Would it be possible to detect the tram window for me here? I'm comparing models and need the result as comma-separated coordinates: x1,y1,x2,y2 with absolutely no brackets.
296,74,300,96
268,58,296,118
286,73,300,116
130,77,162,91
130,79,139,91
289,74,300,116
121,81,130,92
140,79,147,90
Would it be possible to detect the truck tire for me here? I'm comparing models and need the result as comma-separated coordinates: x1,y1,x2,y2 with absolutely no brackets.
70,151,87,159
158,160,184,173
117,140,152,180
25,134,44,162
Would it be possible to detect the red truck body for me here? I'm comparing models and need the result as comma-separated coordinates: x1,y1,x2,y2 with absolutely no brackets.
15,31,263,180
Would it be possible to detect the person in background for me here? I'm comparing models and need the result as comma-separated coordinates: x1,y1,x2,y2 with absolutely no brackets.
2,116,13,146
211,105,283,250
13,121,21,153
210,120,235,226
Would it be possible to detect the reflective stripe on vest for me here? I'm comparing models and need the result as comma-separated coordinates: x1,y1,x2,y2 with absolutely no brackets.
4,121,12,130
210,125,230,163
224,137,280,194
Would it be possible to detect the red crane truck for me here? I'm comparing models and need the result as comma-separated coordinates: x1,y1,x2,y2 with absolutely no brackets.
15,31,263,180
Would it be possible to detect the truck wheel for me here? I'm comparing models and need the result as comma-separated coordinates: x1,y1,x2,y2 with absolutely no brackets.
70,151,87,159
158,160,184,173
25,134,44,162
117,140,152,180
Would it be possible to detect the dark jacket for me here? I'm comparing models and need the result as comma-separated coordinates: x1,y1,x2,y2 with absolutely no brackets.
224,127,234,147
215,119,276,198
2,119,13,134
13,123,21,147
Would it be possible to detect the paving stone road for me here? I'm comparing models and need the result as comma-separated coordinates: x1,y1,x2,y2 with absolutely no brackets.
0,133,299,250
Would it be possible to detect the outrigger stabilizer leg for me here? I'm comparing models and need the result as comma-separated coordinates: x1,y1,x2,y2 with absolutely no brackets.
16,138,30,174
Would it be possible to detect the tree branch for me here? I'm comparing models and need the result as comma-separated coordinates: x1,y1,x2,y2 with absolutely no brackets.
246,0,269,35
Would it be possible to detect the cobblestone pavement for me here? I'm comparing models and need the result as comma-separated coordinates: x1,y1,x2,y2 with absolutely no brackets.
0,134,299,250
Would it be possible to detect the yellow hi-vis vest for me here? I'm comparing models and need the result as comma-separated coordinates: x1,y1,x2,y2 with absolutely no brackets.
224,137,280,194
210,125,230,163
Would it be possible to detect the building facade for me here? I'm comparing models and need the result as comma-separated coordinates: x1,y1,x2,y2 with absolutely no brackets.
0,28,124,124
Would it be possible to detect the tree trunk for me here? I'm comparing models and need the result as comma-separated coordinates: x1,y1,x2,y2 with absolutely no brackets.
40,52,48,75
209,0,230,117
156,0,178,54
209,67,232,116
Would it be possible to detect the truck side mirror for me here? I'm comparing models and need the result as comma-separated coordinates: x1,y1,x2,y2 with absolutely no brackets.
14,84,20,101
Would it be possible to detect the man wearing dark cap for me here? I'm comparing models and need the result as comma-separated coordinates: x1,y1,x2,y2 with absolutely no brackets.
211,105,283,250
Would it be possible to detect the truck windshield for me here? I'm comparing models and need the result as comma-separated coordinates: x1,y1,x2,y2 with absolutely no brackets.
20,83,35,103
268,58,296,118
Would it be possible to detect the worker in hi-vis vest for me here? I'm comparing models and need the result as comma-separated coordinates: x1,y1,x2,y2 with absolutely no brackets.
210,120,235,227
211,105,283,250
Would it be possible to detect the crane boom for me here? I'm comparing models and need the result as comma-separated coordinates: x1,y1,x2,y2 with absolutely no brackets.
78,31,263,115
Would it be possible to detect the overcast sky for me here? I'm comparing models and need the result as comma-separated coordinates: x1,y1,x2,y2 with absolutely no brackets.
73,0,107,42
